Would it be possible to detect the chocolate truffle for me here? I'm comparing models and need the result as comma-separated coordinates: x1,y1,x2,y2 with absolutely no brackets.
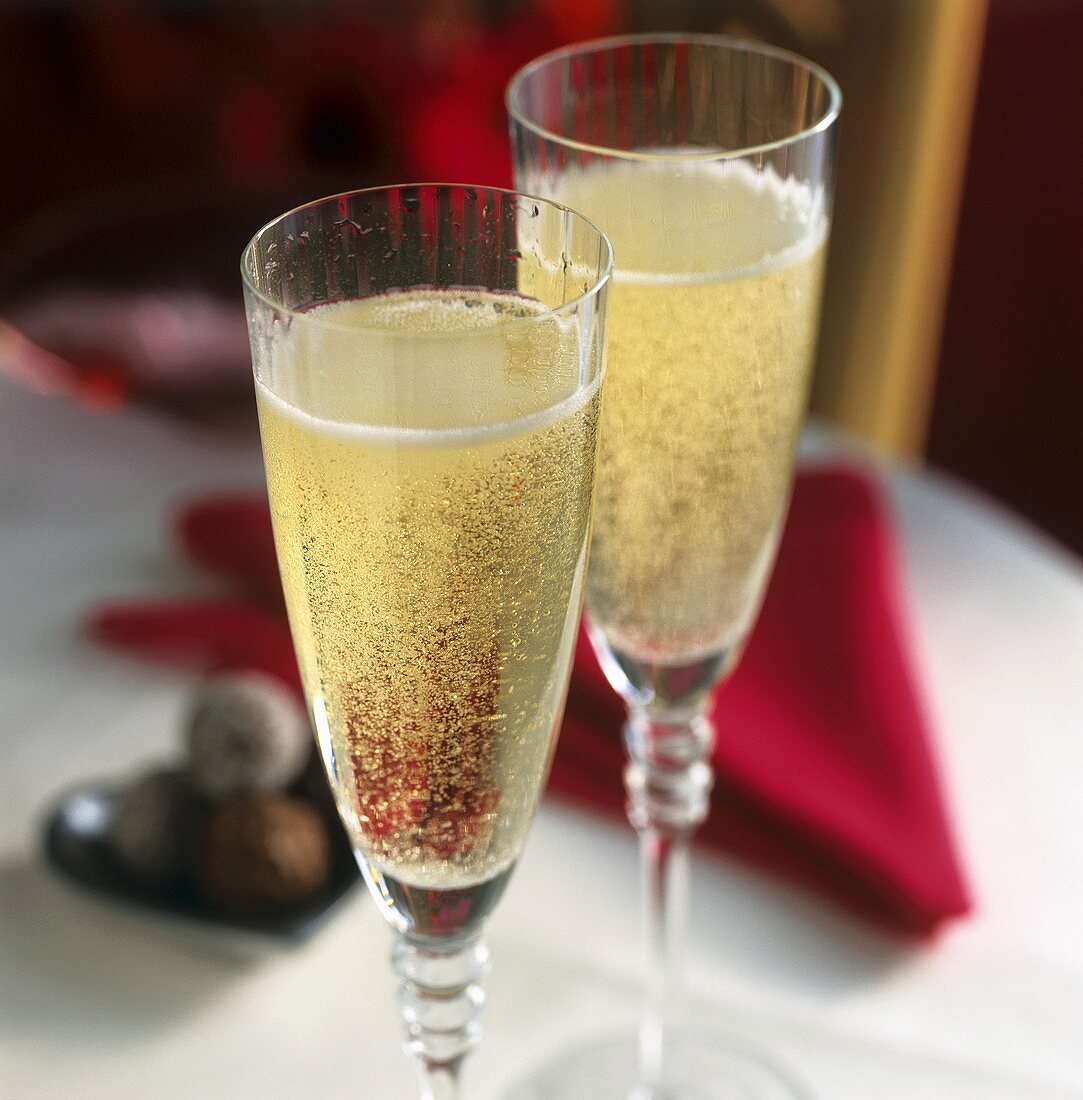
186,672,310,799
193,794,329,913
110,768,205,887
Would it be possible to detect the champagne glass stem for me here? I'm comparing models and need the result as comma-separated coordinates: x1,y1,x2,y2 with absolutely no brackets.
415,1063,461,1100
624,707,714,1096
393,933,489,1100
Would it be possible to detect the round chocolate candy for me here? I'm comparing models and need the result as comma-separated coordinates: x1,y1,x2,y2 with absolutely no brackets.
193,794,330,913
186,671,310,798
110,767,205,888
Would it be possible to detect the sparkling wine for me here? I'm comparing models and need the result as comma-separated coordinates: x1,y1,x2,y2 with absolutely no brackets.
555,160,827,667
256,290,599,907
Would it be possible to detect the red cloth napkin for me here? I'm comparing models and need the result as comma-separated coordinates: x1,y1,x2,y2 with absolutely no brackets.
555,468,971,936
88,468,970,936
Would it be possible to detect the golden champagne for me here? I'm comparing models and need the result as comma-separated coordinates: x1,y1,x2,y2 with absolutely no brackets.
557,160,827,665
257,291,599,892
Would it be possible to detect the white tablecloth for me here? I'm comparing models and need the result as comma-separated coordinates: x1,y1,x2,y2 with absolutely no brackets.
2,377,1082,1098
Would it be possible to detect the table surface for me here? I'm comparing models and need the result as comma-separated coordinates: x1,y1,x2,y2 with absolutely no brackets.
2,377,1082,1100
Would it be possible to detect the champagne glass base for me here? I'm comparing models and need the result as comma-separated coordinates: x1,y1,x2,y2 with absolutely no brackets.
501,1030,813,1100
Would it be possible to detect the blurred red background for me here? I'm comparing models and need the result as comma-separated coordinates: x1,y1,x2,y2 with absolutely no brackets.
927,0,1083,556
1,0,1079,556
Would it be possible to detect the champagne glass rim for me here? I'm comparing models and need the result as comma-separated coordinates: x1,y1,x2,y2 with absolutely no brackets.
240,181,614,336
506,32,842,163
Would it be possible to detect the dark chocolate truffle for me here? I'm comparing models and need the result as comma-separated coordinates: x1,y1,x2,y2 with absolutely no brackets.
186,672,310,799
193,794,329,913
110,768,205,887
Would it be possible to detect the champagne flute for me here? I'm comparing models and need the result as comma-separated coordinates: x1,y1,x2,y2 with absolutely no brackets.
242,184,611,1099
508,36,840,1098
